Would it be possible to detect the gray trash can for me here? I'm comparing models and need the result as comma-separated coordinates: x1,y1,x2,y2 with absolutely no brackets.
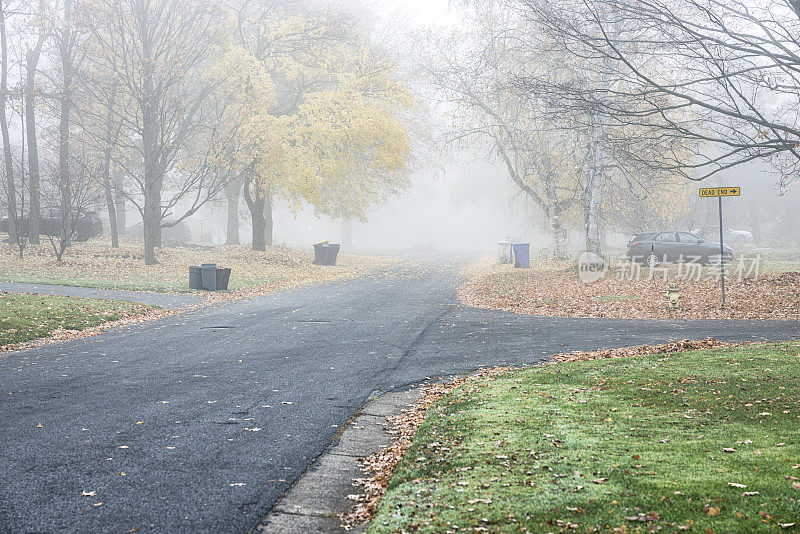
216,267,231,291
201,263,217,291
325,244,341,266
189,266,202,289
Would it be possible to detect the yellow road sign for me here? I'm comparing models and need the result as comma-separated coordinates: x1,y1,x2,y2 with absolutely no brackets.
699,187,741,197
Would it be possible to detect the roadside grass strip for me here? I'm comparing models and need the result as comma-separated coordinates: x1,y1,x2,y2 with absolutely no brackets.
0,292,157,347
369,344,800,533
0,235,389,293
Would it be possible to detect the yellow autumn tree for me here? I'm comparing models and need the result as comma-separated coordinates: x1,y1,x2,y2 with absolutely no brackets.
217,6,412,250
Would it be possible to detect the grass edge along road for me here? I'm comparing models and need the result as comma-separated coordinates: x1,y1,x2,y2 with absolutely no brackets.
0,292,158,349
368,343,800,533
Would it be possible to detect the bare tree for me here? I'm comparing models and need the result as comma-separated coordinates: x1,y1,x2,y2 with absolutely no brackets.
88,0,234,264
520,0,800,187
415,11,592,257
22,0,50,244
0,0,18,245
40,148,102,261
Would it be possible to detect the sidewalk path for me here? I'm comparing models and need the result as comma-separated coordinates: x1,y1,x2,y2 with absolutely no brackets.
0,281,205,309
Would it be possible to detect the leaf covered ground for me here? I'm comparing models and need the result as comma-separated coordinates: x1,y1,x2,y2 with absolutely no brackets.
0,292,158,348
366,343,800,533
0,235,390,293
459,260,800,320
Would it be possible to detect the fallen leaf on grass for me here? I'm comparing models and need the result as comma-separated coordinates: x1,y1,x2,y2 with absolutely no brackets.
728,482,747,488
707,506,721,517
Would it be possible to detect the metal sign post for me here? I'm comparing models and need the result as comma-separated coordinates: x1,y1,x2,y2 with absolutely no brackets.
718,195,726,305
699,187,740,306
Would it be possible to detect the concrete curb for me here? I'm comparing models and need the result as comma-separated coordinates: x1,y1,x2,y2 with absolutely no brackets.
255,387,426,533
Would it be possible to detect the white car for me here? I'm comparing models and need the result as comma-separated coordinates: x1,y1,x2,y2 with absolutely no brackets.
726,229,753,244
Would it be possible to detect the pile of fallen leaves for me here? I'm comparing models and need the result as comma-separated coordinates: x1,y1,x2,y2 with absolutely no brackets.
0,235,390,294
460,260,800,320
547,337,731,364
341,367,511,530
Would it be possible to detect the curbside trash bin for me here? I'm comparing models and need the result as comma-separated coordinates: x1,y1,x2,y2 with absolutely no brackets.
325,243,341,266
313,241,330,265
216,267,231,291
511,243,531,268
200,263,217,290
189,266,202,289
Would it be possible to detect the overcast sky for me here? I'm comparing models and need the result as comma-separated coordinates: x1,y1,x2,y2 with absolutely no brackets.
374,0,459,26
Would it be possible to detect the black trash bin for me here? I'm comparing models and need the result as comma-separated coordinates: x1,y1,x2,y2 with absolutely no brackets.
189,266,202,289
200,263,217,291
313,241,330,265
325,244,341,266
216,267,231,291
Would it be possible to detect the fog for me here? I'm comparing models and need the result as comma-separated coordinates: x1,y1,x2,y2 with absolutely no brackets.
1,0,800,263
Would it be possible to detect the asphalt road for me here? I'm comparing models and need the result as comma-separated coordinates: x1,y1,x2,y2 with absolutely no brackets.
1,260,799,533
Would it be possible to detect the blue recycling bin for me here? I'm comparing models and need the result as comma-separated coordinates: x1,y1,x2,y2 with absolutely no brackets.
511,243,530,268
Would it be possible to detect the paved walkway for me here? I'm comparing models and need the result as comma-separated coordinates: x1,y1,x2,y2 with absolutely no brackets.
0,281,205,309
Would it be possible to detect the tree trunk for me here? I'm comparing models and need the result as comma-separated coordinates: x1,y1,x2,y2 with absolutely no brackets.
103,153,118,248
585,110,603,255
342,219,352,248
102,91,119,247
749,202,761,245
225,179,241,245
251,206,266,251
25,44,44,245
0,1,17,244
264,186,273,247
549,211,567,260
144,185,160,264
140,1,162,264
57,0,73,247
243,174,267,251
24,2,46,246
114,169,126,233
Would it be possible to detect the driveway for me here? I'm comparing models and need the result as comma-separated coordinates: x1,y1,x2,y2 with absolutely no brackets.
1,260,798,532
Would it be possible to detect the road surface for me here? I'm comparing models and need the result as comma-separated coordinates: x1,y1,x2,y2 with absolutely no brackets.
1,260,798,532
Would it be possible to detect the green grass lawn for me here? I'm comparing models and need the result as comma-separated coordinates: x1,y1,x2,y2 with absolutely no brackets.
369,344,800,533
0,292,157,347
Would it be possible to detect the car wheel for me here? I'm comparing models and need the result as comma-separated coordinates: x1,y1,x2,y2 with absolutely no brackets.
705,253,722,266
646,253,660,268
